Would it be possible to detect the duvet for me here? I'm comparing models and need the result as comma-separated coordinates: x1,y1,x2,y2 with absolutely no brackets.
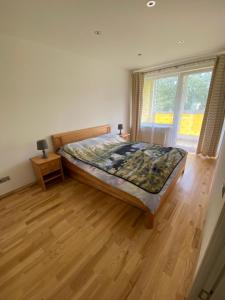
63,134,186,194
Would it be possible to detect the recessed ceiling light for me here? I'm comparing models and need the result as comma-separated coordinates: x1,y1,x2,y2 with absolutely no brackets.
177,40,185,45
146,1,156,7
94,30,102,35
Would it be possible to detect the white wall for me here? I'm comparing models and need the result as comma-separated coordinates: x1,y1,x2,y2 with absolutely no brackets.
0,34,129,196
195,132,225,271
188,134,225,299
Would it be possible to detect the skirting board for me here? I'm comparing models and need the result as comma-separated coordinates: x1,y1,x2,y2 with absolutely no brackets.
0,182,36,200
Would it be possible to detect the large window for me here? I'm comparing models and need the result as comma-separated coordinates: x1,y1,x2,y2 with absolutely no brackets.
142,76,178,125
178,71,212,136
141,68,212,151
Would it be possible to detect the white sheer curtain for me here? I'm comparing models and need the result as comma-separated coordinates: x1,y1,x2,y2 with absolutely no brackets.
140,74,177,146
139,58,215,147
139,124,174,146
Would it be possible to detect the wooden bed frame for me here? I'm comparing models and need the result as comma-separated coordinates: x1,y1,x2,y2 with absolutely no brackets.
52,124,186,229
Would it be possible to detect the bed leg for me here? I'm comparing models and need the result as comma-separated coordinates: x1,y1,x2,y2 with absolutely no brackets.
145,212,154,229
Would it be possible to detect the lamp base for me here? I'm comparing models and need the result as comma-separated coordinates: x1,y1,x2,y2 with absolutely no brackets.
42,150,48,159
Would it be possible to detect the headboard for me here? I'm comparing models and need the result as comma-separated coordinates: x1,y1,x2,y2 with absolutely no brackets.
51,124,111,151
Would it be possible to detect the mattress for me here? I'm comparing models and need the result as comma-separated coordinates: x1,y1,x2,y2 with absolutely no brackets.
59,134,186,213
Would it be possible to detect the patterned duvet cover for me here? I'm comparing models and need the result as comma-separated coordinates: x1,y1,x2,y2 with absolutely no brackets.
63,134,186,194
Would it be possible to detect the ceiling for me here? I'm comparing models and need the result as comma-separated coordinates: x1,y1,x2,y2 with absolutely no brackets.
0,0,225,70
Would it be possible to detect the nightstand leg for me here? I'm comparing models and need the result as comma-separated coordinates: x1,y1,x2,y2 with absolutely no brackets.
40,177,46,191
60,161,64,181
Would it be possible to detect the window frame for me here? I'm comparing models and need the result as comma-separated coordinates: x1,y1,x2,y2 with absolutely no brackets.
143,66,213,123
142,65,214,144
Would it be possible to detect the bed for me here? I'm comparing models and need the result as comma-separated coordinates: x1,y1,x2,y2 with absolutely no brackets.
52,124,187,229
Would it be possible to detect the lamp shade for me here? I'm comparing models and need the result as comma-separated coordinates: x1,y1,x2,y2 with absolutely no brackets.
37,139,48,151
118,124,123,130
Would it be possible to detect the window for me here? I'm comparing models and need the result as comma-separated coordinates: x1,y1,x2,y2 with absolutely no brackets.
142,76,178,125
178,71,212,137
141,67,213,151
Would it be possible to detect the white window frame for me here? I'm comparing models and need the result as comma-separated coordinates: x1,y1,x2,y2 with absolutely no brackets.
143,65,213,145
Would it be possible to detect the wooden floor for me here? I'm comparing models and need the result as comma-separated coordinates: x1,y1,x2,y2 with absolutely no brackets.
0,154,215,300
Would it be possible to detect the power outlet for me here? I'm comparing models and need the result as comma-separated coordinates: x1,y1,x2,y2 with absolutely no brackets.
0,176,10,184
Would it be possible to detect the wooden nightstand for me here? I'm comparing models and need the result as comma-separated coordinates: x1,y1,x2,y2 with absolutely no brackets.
120,133,131,141
31,152,64,191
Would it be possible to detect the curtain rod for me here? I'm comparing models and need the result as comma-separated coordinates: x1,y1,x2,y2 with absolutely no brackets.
133,51,225,74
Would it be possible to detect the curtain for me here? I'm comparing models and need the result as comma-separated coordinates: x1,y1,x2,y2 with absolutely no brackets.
131,72,144,141
131,72,175,145
139,125,173,146
140,74,178,146
197,55,225,157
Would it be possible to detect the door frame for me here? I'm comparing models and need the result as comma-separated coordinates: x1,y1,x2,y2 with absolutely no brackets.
174,68,213,149
188,187,225,299
188,132,225,299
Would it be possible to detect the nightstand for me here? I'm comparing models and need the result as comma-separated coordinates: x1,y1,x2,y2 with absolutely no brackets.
31,152,64,191
120,133,131,141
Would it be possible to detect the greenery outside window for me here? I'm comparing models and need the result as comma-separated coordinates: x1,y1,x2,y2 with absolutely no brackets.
141,67,212,151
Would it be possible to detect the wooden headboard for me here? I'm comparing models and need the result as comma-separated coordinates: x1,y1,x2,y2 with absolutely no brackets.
51,124,111,150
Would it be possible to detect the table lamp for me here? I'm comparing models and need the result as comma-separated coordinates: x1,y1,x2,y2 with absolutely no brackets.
118,124,123,135
37,139,48,158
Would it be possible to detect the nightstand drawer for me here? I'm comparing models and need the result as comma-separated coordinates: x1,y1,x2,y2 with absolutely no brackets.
40,159,60,175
